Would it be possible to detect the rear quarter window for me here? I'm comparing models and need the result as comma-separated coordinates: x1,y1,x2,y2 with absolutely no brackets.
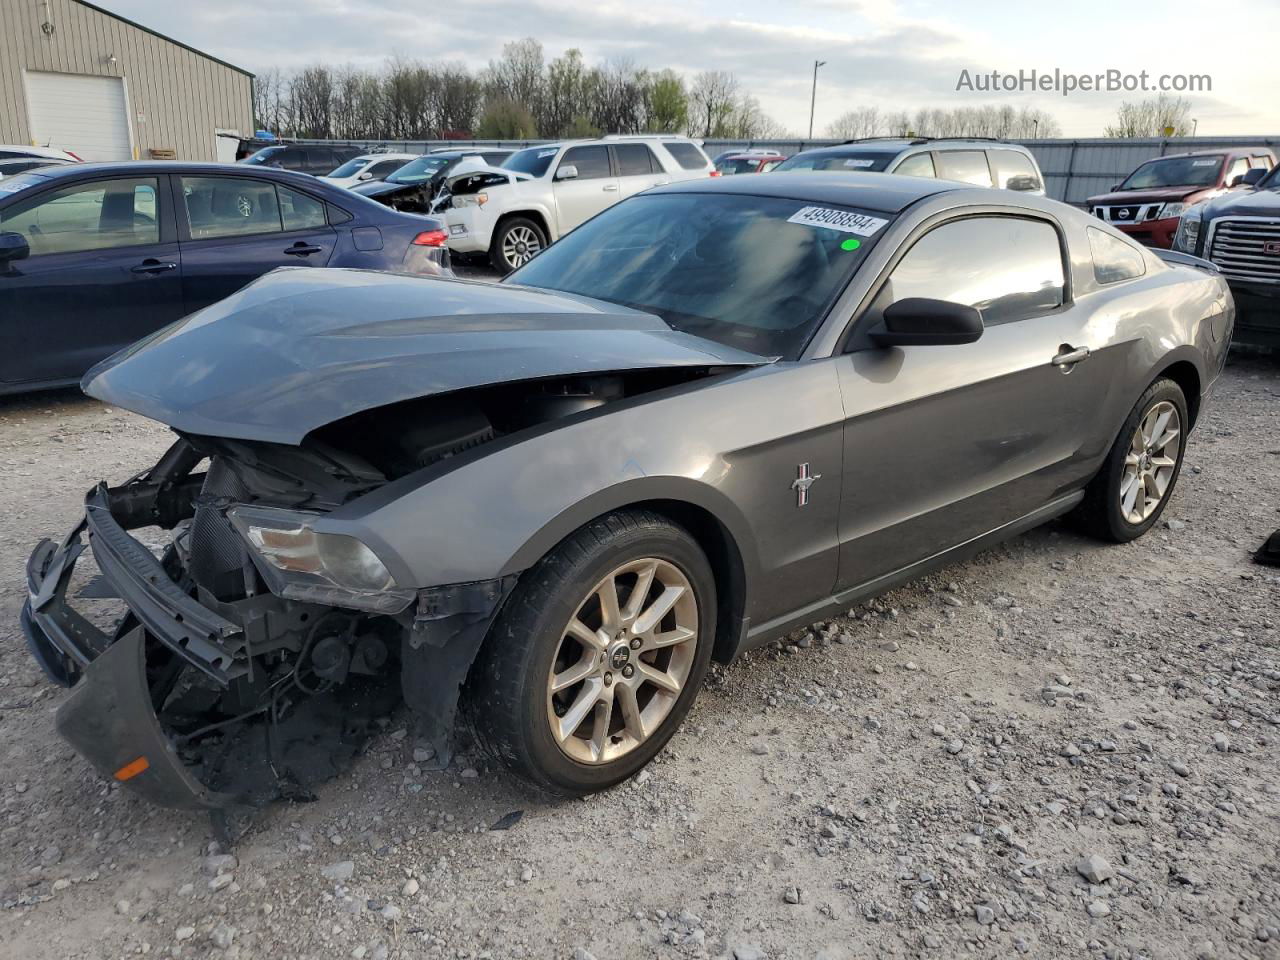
663,142,710,170
1087,227,1147,284
935,150,993,187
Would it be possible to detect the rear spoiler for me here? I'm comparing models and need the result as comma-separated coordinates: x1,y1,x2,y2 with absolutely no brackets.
1153,248,1220,274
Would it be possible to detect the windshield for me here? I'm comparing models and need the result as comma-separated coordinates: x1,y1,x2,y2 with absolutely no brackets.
326,157,371,178
503,147,558,178
243,146,285,165
773,151,895,173
507,192,892,360
1120,155,1223,190
386,156,449,184
0,171,51,195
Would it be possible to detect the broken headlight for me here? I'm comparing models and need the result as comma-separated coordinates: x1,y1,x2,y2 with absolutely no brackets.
227,505,414,614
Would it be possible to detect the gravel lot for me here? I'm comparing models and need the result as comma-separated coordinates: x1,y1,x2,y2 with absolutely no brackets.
0,342,1277,960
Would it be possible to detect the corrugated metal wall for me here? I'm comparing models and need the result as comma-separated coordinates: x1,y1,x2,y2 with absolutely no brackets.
299,135,1280,206
0,0,253,161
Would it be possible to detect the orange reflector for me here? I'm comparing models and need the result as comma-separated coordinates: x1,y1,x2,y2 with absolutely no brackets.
114,756,150,781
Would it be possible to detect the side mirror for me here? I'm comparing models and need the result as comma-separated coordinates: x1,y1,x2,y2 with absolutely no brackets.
1110,183,1121,192
358,171,373,180
1234,168,1266,188
1006,174,1041,192
870,298,984,347
0,231,30,265
555,164,579,181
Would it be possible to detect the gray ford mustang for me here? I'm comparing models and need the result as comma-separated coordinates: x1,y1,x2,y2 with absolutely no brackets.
22,173,1233,813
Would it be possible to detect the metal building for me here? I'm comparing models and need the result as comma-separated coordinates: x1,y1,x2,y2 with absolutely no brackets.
0,0,253,162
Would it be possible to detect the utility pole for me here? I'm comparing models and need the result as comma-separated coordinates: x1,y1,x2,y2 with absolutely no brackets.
808,60,827,140
1192,118,1199,136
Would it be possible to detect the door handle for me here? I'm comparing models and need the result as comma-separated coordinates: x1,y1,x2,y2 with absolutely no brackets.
130,260,177,274
602,184,619,192
1051,345,1091,366
285,243,323,256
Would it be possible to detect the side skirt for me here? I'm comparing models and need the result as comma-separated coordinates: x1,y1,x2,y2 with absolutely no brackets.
735,491,1085,656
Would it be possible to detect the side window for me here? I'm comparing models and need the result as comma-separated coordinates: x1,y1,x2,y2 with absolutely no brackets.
1,177,160,256
615,143,658,176
989,149,1042,191
559,145,611,180
307,148,335,172
934,150,994,187
279,186,327,230
1088,227,1146,284
482,152,510,166
1225,158,1249,184
368,159,405,178
1252,155,1274,170
664,141,710,170
893,152,936,178
877,216,1065,325
761,159,783,172
181,176,282,239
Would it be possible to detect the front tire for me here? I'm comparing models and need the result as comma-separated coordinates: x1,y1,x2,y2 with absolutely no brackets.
1073,377,1188,542
467,510,716,795
488,217,546,274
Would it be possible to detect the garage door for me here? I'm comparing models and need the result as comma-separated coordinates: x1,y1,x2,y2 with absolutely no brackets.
25,71,132,161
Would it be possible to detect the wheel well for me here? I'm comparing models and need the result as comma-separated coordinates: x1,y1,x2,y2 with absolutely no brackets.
494,209,550,244
1157,360,1202,426
633,500,746,664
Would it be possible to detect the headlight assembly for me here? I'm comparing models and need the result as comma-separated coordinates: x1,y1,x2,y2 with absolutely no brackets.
1156,202,1187,221
1173,209,1202,254
228,505,413,614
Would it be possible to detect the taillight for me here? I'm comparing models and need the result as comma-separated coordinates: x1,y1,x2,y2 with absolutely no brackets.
708,170,722,177
412,229,448,247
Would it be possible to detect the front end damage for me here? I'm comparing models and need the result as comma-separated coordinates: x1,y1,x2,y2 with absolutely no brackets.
22,435,513,814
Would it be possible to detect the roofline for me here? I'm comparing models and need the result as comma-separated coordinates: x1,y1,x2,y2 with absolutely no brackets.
72,0,254,78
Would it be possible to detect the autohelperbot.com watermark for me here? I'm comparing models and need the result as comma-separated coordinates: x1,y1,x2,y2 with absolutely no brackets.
955,68,1211,97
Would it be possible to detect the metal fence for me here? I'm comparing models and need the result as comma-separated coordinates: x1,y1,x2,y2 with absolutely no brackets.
290,135,1280,206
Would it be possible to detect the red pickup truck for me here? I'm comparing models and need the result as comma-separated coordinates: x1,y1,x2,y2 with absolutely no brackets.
1087,148,1275,248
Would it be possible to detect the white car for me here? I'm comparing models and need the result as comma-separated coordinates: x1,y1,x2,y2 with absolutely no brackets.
322,153,419,189
443,136,716,273
0,145,80,180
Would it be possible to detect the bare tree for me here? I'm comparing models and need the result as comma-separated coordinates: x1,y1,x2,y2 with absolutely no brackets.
291,66,335,138
825,107,882,139
485,38,545,122
688,71,739,138
1105,94,1192,137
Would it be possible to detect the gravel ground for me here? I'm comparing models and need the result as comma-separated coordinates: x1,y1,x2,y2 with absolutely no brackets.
0,346,1277,960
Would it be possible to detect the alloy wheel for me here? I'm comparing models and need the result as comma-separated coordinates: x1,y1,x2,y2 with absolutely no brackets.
502,226,542,269
1119,400,1181,524
546,558,699,764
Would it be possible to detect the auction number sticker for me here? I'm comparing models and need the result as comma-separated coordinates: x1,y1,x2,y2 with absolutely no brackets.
842,158,876,168
787,206,888,237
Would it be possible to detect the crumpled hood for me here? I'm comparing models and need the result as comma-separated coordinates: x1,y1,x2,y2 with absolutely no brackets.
83,268,766,445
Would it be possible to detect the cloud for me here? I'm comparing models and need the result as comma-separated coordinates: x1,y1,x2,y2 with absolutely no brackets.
94,0,1276,136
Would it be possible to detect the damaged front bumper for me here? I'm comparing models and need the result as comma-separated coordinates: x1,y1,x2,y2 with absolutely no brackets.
22,480,516,812
23,486,241,809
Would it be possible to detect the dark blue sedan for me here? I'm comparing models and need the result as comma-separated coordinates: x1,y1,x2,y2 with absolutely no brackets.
0,161,451,395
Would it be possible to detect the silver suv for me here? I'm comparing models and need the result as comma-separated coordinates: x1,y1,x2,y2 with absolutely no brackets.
773,138,1045,194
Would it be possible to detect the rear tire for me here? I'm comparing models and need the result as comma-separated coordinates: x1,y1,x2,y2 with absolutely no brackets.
1073,377,1188,543
488,217,547,274
467,510,716,796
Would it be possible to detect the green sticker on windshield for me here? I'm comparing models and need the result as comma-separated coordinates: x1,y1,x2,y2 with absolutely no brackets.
841,237,862,251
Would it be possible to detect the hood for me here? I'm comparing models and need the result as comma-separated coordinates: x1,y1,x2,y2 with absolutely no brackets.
351,179,411,198
1199,186,1280,220
1086,185,1211,206
83,268,766,445
443,161,527,191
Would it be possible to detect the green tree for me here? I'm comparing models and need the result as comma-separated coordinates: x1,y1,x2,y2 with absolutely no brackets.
648,70,688,133
476,98,538,138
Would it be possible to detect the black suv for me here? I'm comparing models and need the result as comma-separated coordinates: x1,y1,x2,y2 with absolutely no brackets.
239,144,363,176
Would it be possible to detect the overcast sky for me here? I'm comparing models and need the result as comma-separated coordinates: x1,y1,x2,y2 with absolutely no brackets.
98,0,1277,137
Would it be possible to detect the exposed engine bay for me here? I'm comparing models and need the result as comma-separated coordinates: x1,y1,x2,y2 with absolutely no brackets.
23,369,720,823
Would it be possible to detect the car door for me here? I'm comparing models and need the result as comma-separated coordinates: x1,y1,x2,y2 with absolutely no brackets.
833,212,1113,591
174,174,337,312
552,145,619,233
612,143,670,199
0,174,184,387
